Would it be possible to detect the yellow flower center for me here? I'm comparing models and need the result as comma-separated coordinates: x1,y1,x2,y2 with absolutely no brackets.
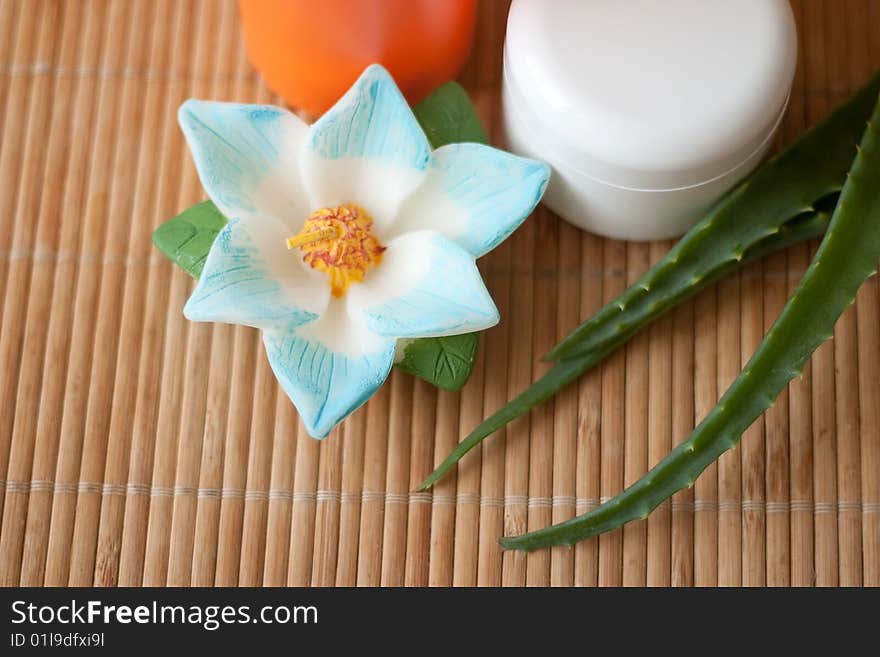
287,204,385,297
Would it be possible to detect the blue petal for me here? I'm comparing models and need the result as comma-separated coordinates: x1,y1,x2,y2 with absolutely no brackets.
264,330,396,439
394,143,550,258
306,64,430,171
178,100,309,222
352,232,499,338
184,217,318,333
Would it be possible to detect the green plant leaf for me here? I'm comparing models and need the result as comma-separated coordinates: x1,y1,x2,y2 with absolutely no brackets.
417,71,880,491
395,334,480,392
502,89,880,551
413,81,489,148
151,200,226,278
152,82,489,391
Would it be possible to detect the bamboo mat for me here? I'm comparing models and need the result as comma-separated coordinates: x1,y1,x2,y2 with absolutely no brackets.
0,0,878,588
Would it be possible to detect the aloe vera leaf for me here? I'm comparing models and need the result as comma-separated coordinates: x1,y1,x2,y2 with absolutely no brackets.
500,95,880,551
417,74,879,491
416,209,833,491
547,73,880,363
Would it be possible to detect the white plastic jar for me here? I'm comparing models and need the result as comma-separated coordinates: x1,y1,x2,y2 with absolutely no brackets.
502,0,798,240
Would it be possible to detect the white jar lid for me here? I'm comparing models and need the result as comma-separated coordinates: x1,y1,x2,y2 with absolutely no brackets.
504,0,797,191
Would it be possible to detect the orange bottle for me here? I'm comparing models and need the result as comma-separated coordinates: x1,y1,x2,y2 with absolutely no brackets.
239,0,477,117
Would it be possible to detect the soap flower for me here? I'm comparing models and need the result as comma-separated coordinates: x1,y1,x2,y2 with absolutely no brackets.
179,65,549,438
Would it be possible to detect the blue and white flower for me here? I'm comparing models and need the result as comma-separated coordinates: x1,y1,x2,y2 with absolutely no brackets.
179,64,549,438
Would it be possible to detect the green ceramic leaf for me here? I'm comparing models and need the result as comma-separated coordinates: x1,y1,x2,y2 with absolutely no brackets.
152,82,489,391
413,81,489,147
396,334,480,392
151,200,226,278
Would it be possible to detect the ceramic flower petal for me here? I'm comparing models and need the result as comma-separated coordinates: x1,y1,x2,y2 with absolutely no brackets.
301,65,431,233
391,143,550,257
263,304,396,438
184,215,326,332
179,100,310,229
348,231,499,338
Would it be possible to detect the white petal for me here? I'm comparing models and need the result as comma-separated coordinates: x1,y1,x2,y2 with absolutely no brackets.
390,143,550,257
301,65,430,235
178,100,311,232
264,304,396,438
184,214,328,331
348,231,499,338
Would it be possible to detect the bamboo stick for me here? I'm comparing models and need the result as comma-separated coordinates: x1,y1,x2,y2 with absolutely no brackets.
188,19,260,588
598,239,626,587
0,0,61,470
472,91,506,588
803,0,839,587
334,400,366,585
831,0,865,588
857,274,880,587
379,373,414,586
118,0,218,587
474,242,509,588
310,407,346,587
785,0,815,588
404,379,436,586
647,240,674,586
183,325,233,585
500,211,535,587
574,234,603,587
311,412,349,586
67,0,156,586
0,0,22,133
759,98,795,590
525,208,558,587
17,1,107,587
763,250,791,587
549,220,581,586
355,383,390,586
0,0,73,586
165,81,236,588
787,243,816,587
92,0,193,588
41,0,136,586
143,316,213,585
160,326,220,586
427,389,459,586
470,270,511,587
0,0,41,336
184,6,252,587
88,3,174,586
288,420,321,586
862,0,880,589
141,2,220,586
238,336,279,585
670,300,695,586
740,260,767,587
0,0,48,537
261,392,299,585
715,276,740,586
622,242,649,586
211,325,258,586
191,15,260,586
